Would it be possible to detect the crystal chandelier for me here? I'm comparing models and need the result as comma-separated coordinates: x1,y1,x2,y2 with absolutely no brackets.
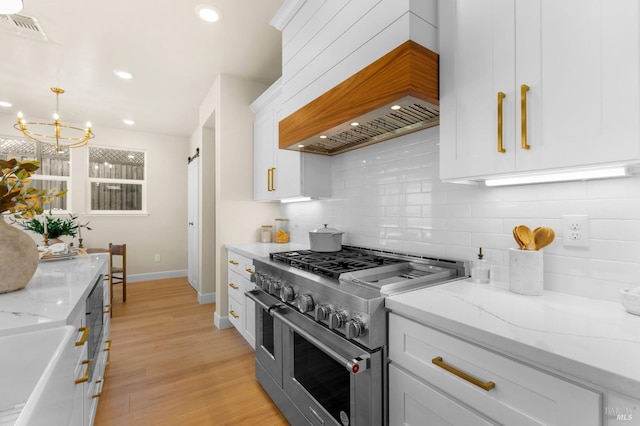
14,87,94,153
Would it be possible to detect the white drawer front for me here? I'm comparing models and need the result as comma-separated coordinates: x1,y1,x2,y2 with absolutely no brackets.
227,251,254,281
390,364,495,426
227,270,246,304
389,314,601,426
228,297,243,332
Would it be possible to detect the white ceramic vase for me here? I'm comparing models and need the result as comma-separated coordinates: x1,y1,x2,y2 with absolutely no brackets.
0,218,39,293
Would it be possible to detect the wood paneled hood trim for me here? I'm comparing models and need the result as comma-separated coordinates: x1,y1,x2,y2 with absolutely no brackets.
279,41,439,155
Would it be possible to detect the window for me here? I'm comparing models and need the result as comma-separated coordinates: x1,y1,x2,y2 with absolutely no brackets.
0,136,70,211
88,146,146,212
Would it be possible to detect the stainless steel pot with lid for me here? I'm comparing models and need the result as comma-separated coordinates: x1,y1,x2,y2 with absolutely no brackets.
309,224,344,252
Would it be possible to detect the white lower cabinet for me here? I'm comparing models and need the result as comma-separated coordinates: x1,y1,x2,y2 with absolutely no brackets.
227,250,256,349
388,313,601,426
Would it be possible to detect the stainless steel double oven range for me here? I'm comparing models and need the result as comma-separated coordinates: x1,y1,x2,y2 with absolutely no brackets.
246,246,467,426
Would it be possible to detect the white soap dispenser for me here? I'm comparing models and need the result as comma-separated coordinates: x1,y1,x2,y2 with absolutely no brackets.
471,247,490,284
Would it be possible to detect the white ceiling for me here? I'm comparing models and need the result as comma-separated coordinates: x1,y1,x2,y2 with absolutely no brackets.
0,0,283,138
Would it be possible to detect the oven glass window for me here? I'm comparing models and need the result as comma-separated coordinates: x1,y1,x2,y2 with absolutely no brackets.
293,333,350,424
261,309,275,356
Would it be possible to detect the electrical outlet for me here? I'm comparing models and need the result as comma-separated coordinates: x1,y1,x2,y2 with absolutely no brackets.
155,254,161,262
562,215,589,247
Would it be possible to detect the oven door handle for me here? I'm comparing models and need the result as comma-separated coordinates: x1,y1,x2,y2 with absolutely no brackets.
246,289,283,312
271,308,370,375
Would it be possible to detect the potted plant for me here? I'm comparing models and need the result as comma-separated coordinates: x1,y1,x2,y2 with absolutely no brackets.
17,212,91,241
1,158,66,293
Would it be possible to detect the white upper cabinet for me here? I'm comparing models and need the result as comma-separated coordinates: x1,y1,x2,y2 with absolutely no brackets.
252,79,330,202
440,0,640,181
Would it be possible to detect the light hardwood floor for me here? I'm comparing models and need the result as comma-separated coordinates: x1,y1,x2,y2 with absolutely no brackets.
94,277,288,426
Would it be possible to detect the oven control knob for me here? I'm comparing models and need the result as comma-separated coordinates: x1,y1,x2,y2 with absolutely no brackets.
345,319,365,339
314,304,331,321
280,285,295,302
269,279,281,296
296,294,314,313
328,311,346,329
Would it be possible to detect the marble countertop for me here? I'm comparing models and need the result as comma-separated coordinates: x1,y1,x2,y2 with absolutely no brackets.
386,279,640,398
225,242,310,260
0,253,108,337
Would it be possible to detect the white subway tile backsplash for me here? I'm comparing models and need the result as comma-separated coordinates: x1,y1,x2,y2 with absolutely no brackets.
282,127,640,302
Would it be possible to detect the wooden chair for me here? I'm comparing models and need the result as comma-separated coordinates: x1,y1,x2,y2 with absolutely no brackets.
109,243,127,303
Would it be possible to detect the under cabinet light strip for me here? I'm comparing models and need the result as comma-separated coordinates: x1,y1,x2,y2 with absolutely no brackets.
484,166,630,187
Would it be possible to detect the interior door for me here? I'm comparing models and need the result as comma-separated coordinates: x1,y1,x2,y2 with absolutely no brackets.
187,156,199,291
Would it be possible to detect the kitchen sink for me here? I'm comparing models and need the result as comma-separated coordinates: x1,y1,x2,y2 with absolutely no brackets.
0,326,76,426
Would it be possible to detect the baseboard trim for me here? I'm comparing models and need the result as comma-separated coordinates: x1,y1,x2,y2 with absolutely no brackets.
214,312,232,330
198,292,216,304
127,269,187,283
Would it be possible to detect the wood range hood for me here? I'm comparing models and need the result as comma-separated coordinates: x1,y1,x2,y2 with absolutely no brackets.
279,41,439,156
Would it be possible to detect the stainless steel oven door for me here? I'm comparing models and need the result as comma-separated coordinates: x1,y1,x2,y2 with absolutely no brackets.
247,289,284,387
273,307,383,426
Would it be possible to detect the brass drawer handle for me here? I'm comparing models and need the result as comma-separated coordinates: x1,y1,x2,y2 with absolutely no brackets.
432,356,495,391
228,260,239,265
229,310,240,319
75,360,91,384
76,326,89,346
92,380,103,398
245,268,254,274
497,91,506,153
104,339,112,351
228,283,239,290
520,84,531,150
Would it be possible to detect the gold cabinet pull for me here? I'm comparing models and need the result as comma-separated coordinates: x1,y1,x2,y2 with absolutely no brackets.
92,380,103,398
266,168,271,191
245,268,254,274
75,360,91,384
229,310,240,319
520,84,530,150
228,260,239,265
228,283,239,290
432,356,495,391
497,92,506,153
104,339,112,352
271,167,276,191
76,326,89,346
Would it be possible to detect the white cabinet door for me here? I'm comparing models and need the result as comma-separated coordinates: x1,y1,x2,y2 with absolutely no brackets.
252,79,331,201
515,0,640,171
440,0,516,180
253,105,277,201
440,0,640,181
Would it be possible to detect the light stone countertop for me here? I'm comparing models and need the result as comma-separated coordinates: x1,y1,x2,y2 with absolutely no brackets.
386,279,640,398
225,242,310,261
0,253,108,337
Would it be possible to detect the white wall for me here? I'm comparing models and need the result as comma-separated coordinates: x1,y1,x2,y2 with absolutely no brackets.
1,113,189,279
282,127,640,303
193,74,279,320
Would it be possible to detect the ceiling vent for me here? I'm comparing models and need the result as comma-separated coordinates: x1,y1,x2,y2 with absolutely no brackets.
279,41,439,156
0,14,48,41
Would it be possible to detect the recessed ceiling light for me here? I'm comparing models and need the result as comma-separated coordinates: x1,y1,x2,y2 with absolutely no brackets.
350,122,360,127
390,105,402,110
319,135,327,139
297,144,304,148
0,101,12,108
123,119,135,126
0,0,23,15
196,5,221,23
114,70,133,80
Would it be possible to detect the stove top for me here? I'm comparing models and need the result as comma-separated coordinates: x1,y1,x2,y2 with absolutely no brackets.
270,247,406,279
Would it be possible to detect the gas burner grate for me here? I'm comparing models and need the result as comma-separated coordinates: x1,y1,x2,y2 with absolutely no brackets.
270,247,406,278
